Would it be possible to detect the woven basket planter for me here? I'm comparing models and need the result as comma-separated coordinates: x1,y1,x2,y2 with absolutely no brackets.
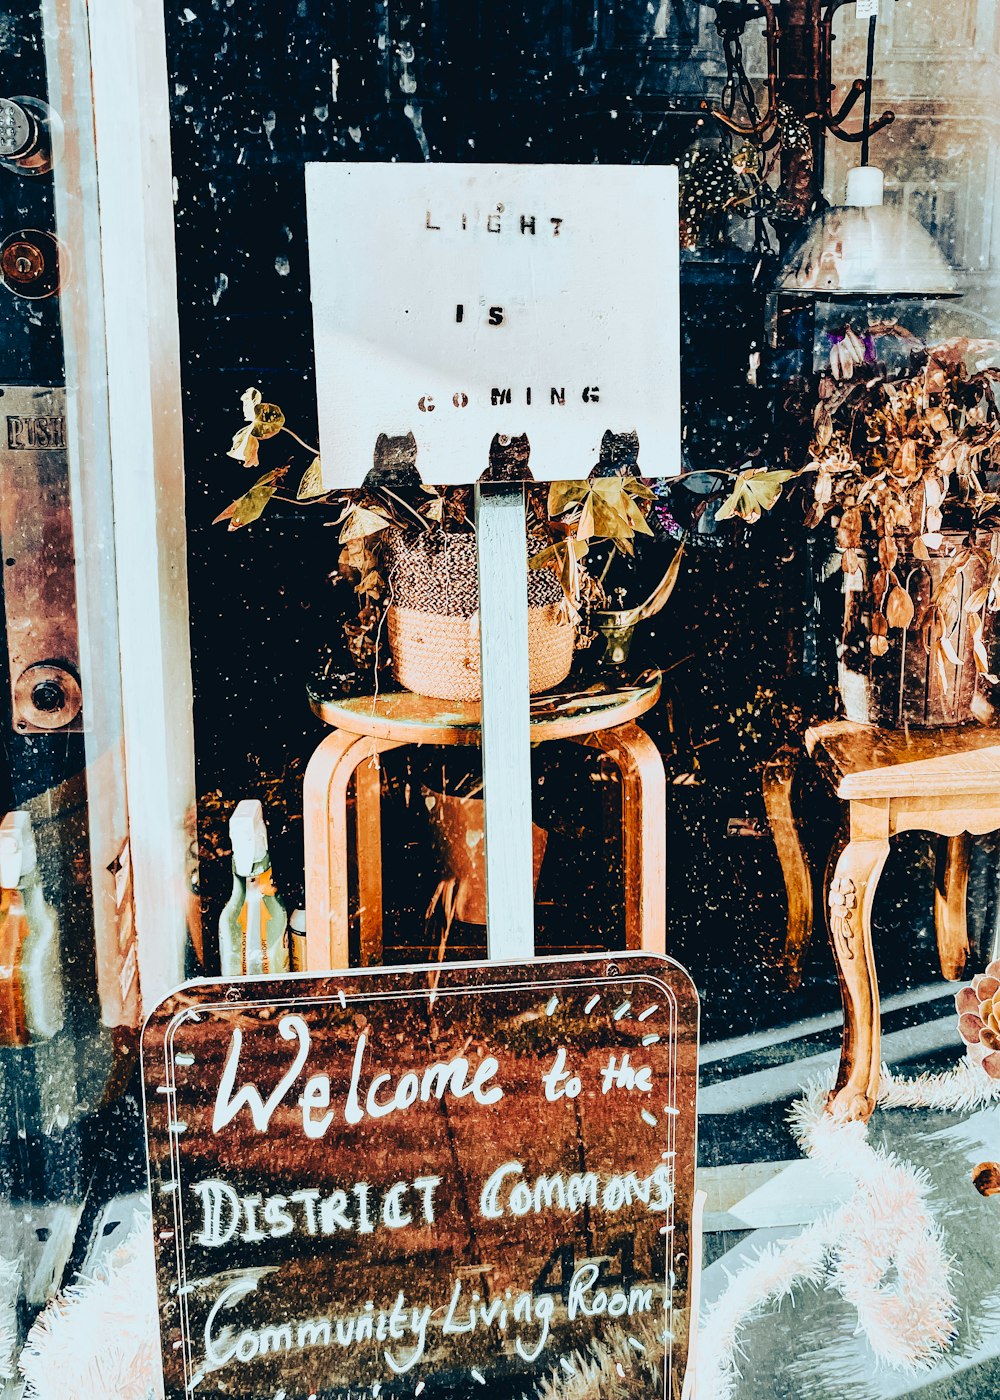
383,531,575,702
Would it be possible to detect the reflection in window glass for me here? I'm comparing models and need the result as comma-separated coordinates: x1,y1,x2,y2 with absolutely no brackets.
0,0,999,1395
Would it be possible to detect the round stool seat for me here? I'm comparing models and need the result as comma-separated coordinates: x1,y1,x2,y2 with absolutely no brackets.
307,670,661,746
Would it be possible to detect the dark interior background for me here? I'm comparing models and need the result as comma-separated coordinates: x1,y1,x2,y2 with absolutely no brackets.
162,0,1000,1042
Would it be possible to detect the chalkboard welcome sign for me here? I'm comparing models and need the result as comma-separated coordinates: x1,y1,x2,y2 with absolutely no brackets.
143,954,698,1399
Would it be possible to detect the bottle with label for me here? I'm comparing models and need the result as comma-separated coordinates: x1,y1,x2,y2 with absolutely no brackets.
218,800,288,977
288,908,307,972
0,811,63,1045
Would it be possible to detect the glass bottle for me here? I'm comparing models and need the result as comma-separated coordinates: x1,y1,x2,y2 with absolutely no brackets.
0,811,63,1045
288,907,307,972
218,800,288,977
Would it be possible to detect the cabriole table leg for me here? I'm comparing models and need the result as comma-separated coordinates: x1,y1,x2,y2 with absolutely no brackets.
934,832,971,981
826,832,890,1121
762,743,814,990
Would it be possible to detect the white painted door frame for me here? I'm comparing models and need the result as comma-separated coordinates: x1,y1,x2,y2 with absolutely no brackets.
43,0,196,1012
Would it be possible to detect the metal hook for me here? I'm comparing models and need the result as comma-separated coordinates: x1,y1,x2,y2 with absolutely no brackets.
819,0,895,144
700,0,780,140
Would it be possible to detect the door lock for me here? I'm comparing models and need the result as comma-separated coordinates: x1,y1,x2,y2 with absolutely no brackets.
0,386,82,734
13,663,82,731
0,229,61,299
0,96,57,176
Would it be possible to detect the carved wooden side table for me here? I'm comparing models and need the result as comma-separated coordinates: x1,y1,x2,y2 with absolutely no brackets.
303,675,666,972
767,719,1000,1121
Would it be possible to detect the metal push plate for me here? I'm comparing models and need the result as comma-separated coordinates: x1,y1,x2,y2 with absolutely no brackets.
0,385,82,732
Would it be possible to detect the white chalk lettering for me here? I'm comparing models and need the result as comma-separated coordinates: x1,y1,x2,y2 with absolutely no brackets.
297,1318,331,1348
383,1182,411,1228
212,1014,310,1135
567,1263,653,1321
301,1073,334,1138
192,1174,444,1245
192,1179,240,1248
204,1280,432,1375
443,1278,554,1364
541,1047,581,1101
384,1296,432,1375
600,1053,653,1094
289,1187,320,1234
345,1032,502,1128
204,1276,260,1371
262,1194,293,1237
479,1162,672,1219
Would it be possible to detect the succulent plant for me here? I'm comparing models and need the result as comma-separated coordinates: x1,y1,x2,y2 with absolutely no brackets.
956,959,1000,1077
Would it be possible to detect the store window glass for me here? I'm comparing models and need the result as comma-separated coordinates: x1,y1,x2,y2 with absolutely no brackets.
1,0,1000,1396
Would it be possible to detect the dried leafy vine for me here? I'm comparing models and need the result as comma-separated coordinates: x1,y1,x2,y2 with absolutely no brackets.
215,389,670,669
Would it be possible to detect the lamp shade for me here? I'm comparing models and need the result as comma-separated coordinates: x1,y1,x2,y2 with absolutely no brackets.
775,166,957,297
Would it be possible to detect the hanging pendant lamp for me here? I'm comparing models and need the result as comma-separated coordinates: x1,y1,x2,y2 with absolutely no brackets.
775,163,958,297
774,1,956,299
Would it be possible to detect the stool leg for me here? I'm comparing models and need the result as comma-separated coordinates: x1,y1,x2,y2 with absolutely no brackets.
356,750,385,967
578,724,666,954
304,732,401,971
304,729,368,972
827,833,889,1122
934,833,971,981
762,743,813,991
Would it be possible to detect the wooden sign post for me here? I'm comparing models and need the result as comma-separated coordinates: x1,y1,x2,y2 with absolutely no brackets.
305,164,680,958
143,953,698,1398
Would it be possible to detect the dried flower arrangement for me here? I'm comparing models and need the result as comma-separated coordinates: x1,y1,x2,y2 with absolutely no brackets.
215,389,679,678
957,958,1000,1081
718,333,1000,690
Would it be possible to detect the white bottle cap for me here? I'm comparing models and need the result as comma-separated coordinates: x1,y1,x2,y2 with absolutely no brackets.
290,909,307,932
0,811,35,888
229,800,268,878
845,165,885,209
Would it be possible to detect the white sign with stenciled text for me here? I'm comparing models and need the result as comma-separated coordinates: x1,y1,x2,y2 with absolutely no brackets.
305,163,680,486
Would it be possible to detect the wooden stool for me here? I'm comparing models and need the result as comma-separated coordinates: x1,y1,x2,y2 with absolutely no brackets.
303,675,666,971
766,719,1000,1121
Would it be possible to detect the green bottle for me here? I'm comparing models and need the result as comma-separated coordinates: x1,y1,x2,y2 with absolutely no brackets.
0,811,63,1043
218,800,288,977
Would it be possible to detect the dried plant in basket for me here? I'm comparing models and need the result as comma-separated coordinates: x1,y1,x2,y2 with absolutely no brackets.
213,389,682,673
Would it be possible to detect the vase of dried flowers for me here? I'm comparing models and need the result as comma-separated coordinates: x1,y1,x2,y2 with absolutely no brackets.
718,333,1000,727
814,334,1000,727
835,530,999,727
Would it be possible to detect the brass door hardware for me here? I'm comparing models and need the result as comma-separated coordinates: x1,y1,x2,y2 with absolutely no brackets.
0,229,61,299
0,386,82,732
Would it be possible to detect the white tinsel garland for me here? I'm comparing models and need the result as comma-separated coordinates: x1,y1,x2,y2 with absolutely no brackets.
15,1049,998,1399
692,1055,992,1400
878,1045,1000,1113
0,1256,20,1382
19,1217,160,1400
